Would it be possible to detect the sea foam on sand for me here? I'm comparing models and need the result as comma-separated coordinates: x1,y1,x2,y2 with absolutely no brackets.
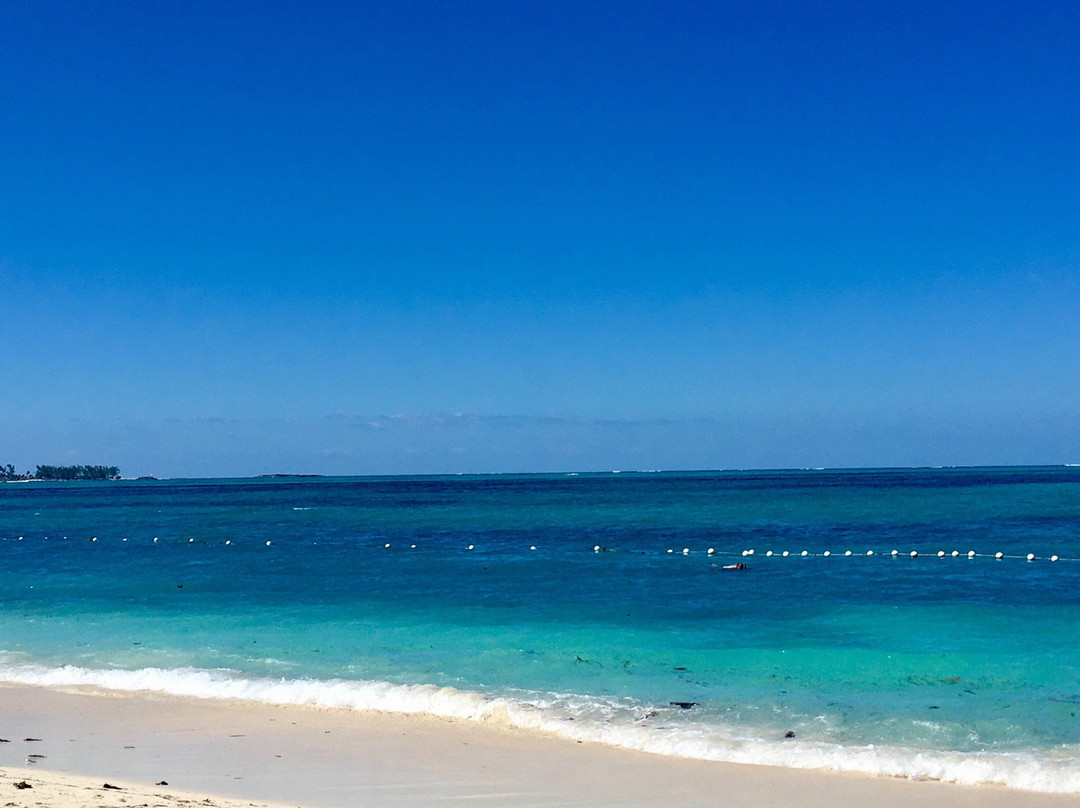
2,662,1079,795
1,684,1079,808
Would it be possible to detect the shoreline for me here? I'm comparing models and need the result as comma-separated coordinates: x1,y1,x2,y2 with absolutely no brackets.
2,685,1079,807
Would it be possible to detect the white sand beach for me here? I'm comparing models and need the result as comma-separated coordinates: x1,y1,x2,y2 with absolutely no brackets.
2,684,1078,808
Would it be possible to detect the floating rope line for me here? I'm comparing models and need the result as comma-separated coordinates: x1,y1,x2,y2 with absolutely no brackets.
690,548,1080,563
3,535,1079,562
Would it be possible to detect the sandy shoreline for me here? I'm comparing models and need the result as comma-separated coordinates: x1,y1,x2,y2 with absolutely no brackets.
0,766,294,808
1,684,1078,808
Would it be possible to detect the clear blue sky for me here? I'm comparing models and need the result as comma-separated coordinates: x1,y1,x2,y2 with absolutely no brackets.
2,0,1078,476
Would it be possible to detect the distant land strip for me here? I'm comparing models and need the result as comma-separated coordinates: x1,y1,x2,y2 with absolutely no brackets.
1,464,120,482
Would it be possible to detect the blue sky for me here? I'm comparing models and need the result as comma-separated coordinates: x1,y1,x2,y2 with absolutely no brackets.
2,0,1078,476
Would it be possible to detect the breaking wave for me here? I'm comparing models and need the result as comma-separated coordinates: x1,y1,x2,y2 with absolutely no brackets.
1,662,1077,794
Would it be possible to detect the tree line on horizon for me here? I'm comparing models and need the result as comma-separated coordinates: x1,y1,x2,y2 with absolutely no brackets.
1,464,120,481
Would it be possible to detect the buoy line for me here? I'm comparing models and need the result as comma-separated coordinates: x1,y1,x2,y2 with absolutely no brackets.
2,535,1079,562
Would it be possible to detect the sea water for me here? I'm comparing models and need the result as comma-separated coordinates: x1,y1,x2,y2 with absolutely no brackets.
1,468,1079,792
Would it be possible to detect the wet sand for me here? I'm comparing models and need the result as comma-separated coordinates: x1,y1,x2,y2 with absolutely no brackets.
2,684,1078,808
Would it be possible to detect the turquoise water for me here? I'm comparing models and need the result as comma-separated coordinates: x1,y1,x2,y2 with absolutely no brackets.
1,468,1079,791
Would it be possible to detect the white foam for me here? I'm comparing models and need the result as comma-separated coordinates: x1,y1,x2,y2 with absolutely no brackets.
0,663,1077,794
0,663,498,721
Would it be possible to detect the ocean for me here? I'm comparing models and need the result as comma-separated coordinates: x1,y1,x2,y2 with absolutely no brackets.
1,467,1079,792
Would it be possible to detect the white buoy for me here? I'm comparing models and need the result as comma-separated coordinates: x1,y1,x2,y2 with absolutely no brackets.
122,538,128,542
741,550,749,557
801,550,808,557
707,548,715,555
225,540,232,546
667,548,674,554
910,551,918,558
468,544,474,551
782,551,790,557
265,540,272,546
995,552,1003,560
747,549,755,556
823,551,831,557
951,550,959,557
866,550,874,556
153,537,159,543
411,544,416,549
384,543,391,548
844,550,852,557
1051,555,1059,562
967,550,975,558
91,537,98,542
891,550,898,556
766,550,773,557
937,550,945,558
683,548,690,555
594,545,601,552
189,538,194,543
1027,553,1035,561
530,545,537,551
